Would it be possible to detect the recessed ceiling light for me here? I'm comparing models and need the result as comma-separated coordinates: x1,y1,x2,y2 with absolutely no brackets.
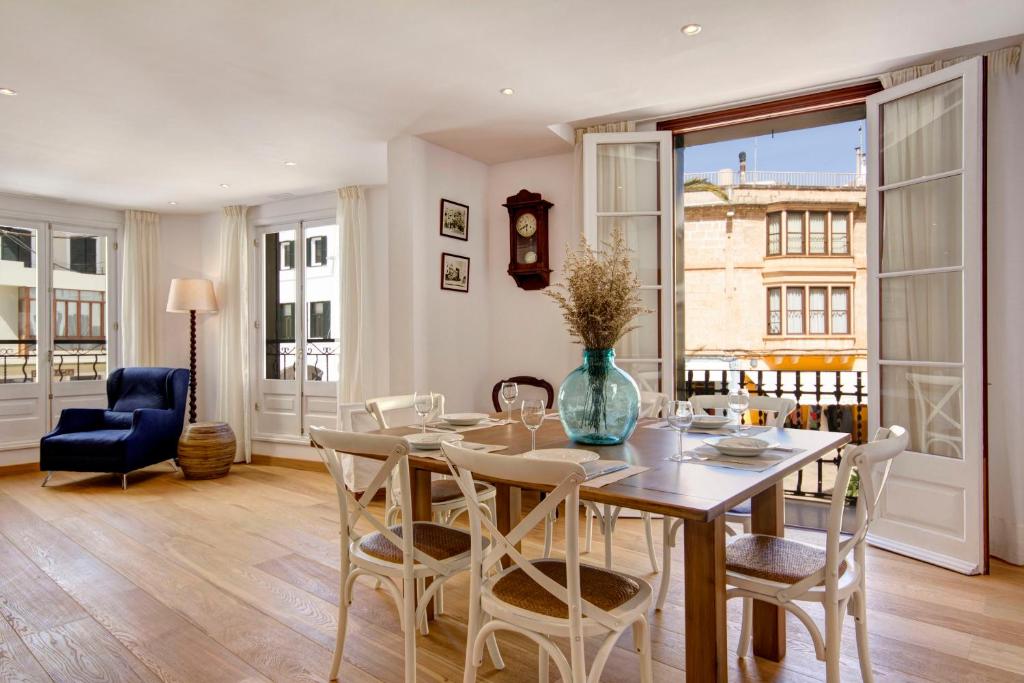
499,88,515,96
168,201,177,206
680,23,702,36
219,183,230,188
0,88,17,96
283,161,297,167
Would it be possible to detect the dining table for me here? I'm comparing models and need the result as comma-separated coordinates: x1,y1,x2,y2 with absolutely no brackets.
357,414,850,683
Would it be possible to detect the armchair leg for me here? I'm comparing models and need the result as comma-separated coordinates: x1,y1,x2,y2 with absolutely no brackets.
41,471,53,488
121,474,128,491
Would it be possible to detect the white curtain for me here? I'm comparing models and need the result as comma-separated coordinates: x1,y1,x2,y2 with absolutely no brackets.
879,44,1020,88
215,205,251,463
336,186,376,491
121,210,159,366
573,121,635,235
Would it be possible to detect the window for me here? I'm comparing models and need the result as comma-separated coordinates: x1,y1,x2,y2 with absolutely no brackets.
276,303,294,341
307,236,327,267
831,212,850,254
69,237,98,274
308,301,331,339
786,211,804,254
809,287,828,334
831,287,850,334
1,227,32,267
766,213,782,255
786,287,804,334
808,212,827,254
767,287,782,335
52,289,104,339
279,241,295,270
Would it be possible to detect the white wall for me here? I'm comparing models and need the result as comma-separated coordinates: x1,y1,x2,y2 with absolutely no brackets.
485,153,579,397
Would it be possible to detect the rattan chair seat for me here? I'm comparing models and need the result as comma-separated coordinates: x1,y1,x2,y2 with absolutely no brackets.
359,522,472,563
431,479,489,503
491,559,641,619
726,534,847,584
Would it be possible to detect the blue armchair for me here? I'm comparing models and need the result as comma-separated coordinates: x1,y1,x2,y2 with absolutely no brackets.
40,367,190,489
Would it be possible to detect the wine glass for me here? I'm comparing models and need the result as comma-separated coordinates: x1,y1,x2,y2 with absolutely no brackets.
521,399,546,453
728,387,750,431
665,400,694,462
413,391,435,433
500,381,519,423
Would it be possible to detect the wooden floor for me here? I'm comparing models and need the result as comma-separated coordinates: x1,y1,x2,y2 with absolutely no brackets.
0,465,1022,682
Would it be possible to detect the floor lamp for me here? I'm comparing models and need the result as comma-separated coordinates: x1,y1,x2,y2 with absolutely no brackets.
166,278,218,423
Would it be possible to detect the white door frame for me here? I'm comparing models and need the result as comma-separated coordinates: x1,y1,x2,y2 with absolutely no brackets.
866,58,986,574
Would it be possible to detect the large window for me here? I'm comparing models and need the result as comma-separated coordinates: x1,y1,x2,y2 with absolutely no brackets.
308,301,331,339
808,212,827,254
307,236,327,267
831,212,850,254
54,289,105,339
279,240,295,270
767,213,782,255
768,285,853,337
786,287,804,334
276,303,294,341
808,287,827,333
831,287,850,334
786,211,804,254
768,208,854,257
767,287,782,335
1,227,32,267
69,237,99,274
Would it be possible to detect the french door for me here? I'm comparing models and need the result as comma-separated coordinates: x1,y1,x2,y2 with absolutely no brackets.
0,220,118,448
252,219,339,440
866,58,986,574
582,131,675,397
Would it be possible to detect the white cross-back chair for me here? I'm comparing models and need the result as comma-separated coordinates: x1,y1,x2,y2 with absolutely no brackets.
727,425,908,682
366,393,498,525
654,394,797,610
441,441,653,683
310,427,502,683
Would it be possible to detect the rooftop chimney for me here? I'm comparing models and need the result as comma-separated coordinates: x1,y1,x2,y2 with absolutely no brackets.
738,151,747,183
854,146,865,186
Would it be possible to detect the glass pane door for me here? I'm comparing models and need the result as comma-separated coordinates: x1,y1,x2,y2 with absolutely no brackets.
584,132,674,396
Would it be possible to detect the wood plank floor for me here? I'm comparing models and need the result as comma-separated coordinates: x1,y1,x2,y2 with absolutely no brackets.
0,464,1021,682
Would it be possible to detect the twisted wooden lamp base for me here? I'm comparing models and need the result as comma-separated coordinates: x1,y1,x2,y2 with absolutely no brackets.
188,309,198,424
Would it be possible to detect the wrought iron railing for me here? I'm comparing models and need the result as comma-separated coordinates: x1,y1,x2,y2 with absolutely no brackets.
265,338,338,382
683,169,864,188
683,368,867,501
0,339,107,383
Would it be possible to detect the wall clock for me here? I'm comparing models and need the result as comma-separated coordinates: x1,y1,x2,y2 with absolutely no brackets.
503,189,553,290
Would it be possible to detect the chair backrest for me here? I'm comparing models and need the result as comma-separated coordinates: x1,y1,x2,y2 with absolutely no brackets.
640,391,668,419
798,425,907,597
688,394,796,428
441,441,630,647
309,426,453,576
491,376,554,411
365,393,447,429
107,367,189,418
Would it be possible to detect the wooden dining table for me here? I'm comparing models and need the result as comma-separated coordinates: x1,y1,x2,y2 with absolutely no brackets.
360,415,850,683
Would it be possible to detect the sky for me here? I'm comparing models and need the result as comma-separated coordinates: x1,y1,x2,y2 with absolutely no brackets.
680,119,866,174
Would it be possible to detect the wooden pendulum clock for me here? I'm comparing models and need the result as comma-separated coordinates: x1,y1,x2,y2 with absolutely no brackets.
503,189,553,290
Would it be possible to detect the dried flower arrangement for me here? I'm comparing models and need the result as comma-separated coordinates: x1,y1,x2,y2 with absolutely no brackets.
544,227,651,349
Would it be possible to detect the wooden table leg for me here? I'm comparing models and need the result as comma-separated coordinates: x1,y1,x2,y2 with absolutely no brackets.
411,466,434,619
751,482,786,660
494,483,520,568
683,516,727,683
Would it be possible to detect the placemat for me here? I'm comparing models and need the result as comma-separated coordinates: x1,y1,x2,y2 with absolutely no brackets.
411,442,507,459
425,419,506,434
644,422,771,437
582,465,650,489
683,446,793,472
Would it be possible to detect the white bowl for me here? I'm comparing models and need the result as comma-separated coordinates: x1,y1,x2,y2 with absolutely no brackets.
704,436,770,457
523,448,599,464
691,414,732,429
440,412,490,426
405,432,464,450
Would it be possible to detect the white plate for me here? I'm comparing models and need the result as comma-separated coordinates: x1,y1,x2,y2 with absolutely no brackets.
522,448,599,464
405,432,464,450
440,412,490,426
691,415,731,429
704,436,770,457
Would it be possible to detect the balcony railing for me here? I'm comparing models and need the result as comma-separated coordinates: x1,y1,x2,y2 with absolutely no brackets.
265,338,338,382
0,339,107,383
683,169,864,188
683,368,867,501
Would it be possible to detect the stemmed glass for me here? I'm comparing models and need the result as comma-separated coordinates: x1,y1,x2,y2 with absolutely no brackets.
728,387,750,431
521,399,546,453
500,381,519,423
413,391,435,433
665,400,694,462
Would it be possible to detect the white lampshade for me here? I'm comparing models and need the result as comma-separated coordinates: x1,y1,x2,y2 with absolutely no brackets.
166,278,218,313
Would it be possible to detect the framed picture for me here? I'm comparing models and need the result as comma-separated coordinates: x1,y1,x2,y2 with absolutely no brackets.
440,252,470,292
439,198,469,241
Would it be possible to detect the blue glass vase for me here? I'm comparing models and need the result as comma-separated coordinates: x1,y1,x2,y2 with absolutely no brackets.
557,348,640,445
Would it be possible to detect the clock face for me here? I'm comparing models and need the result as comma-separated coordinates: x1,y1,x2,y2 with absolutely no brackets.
516,212,538,238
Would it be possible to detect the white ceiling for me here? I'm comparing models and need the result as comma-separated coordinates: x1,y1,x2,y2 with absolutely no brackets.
0,1,1021,213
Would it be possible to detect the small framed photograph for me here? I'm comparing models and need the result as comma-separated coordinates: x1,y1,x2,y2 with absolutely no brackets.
440,252,470,292
439,198,469,241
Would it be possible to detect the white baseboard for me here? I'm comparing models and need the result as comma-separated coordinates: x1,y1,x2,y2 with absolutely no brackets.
866,532,982,574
